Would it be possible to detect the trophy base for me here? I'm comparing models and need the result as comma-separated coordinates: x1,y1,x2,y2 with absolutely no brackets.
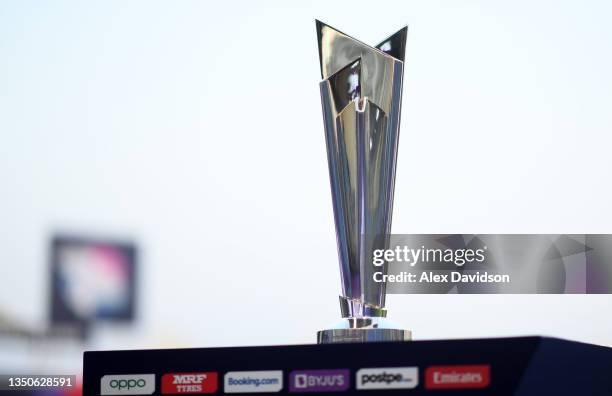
317,317,411,344
84,337,612,394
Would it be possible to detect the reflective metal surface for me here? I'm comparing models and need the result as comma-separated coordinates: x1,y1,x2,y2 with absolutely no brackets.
317,318,412,344
317,20,410,343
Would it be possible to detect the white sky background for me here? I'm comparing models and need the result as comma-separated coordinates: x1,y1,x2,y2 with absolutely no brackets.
0,0,611,353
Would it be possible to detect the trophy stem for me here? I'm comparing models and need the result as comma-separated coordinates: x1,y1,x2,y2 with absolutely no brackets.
339,296,387,318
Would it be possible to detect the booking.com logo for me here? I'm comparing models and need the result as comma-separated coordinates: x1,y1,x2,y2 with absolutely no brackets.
101,374,155,395
228,377,279,387
224,371,283,393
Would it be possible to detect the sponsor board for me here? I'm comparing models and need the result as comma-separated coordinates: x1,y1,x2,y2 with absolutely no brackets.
161,372,217,394
224,370,283,393
356,367,418,390
289,369,349,393
425,365,490,389
101,374,155,395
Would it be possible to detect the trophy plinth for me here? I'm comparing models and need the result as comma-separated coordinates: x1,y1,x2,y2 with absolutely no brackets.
318,318,412,344
316,21,410,343
318,296,411,343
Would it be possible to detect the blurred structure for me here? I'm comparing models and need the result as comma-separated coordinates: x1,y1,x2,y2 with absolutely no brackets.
50,235,137,338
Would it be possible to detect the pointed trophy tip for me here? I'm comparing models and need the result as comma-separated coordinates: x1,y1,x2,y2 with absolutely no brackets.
317,21,409,80
316,20,361,80
316,19,342,79
375,25,408,62
315,19,336,31
315,20,326,79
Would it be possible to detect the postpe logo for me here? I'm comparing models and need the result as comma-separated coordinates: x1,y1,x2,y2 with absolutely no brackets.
356,367,418,390
101,374,155,395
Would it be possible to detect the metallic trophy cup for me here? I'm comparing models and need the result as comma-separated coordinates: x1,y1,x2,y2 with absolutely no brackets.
316,21,411,343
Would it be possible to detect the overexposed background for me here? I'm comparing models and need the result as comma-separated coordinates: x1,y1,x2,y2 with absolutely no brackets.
1,0,611,373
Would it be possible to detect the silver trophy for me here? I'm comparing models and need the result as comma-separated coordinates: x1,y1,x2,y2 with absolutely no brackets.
316,21,411,343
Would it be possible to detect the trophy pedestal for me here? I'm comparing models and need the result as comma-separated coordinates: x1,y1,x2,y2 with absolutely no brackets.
317,317,411,343
84,336,612,395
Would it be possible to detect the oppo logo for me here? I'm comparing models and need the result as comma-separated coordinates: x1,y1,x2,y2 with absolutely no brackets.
101,374,155,395
111,379,146,389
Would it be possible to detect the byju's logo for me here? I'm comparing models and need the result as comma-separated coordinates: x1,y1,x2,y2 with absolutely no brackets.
289,369,349,393
101,374,155,395
224,371,283,393
356,367,418,390
161,372,218,394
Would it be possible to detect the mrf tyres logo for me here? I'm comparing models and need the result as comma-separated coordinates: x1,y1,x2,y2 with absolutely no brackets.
356,367,418,390
101,374,155,395
161,372,218,394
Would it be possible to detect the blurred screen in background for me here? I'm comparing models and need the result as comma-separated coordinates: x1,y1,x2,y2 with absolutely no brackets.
50,236,136,329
